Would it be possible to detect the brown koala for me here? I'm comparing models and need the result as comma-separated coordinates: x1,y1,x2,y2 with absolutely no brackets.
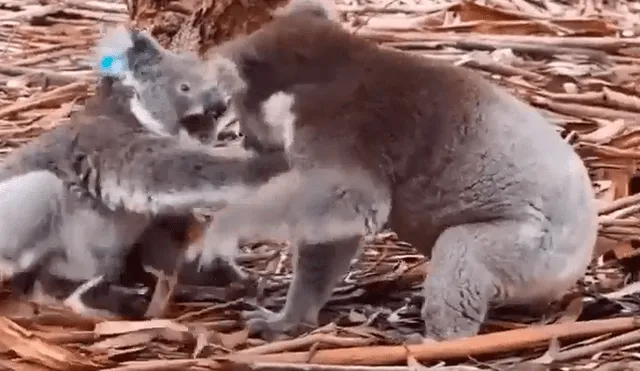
197,0,599,341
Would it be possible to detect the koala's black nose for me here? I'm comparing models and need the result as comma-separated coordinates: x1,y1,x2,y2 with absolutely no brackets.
204,90,228,119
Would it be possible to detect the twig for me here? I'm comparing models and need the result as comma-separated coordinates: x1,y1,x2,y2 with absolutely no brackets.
235,363,413,371
0,65,91,86
360,32,640,53
175,299,245,322
544,329,640,363
599,192,640,215
352,0,402,36
594,361,640,371
0,4,64,22
452,56,544,80
0,81,88,119
101,359,205,371
236,333,377,355
222,317,640,366
531,98,640,122
0,24,20,59
337,3,458,14
401,39,609,62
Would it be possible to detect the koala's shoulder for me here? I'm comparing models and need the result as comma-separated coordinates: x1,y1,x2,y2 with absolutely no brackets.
0,124,75,177
0,107,141,178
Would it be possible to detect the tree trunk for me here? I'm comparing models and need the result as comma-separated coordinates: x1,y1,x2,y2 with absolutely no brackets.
126,0,290,55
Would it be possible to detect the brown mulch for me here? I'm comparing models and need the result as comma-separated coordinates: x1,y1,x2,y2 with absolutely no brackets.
2,0,640,369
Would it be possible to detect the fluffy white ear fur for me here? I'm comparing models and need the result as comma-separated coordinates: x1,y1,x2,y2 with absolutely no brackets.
207,56,247,98
273,0,338,22
92,25,134,78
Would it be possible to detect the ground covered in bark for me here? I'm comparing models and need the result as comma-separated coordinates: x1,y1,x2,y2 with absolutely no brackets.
1,0,640,369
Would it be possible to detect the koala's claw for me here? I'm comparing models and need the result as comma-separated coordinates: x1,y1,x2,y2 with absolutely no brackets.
10,271,37,297
225,260,249,282
206,256,249,283
401,333,440,345
242,307,275,321
242,309,304,339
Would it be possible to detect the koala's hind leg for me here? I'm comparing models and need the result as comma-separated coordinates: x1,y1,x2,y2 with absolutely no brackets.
198,169,391,337
420,217,591,341
62,275,150,319
244,236,362,337
0,171,64,281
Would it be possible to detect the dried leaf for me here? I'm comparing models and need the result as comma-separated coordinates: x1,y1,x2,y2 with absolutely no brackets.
218,328,250,350
407,354,430,370
555,296,584,324
0,317,99,370
526,337,561,364
89,330,157,351
94,319,188,337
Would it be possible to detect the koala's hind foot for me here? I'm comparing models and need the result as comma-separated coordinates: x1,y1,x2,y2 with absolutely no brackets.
10,249,65,298
0,171,65,281
420,218,591,341
243,235,362,338
62,275,151,319
14,266,150,320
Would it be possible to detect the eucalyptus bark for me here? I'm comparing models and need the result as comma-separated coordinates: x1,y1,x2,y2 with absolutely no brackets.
126,0,289,55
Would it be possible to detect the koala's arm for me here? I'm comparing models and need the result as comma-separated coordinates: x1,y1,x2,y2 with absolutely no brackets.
79,140,291,216
198,168,391,266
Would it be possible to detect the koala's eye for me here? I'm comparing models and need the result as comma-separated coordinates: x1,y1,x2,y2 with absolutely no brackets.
179,83,190,93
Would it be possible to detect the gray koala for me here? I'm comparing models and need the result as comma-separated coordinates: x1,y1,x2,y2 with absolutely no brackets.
197,0,599,341
0,26,292,318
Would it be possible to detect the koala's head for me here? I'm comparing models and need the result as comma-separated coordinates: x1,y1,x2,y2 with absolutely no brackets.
92,25,230,143
203,50,295,155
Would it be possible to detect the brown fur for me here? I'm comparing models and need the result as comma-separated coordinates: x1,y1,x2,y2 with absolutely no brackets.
200,0,598,341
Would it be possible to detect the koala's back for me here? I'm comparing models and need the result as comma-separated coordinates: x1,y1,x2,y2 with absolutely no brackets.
0,91,147,182
232,14,597,256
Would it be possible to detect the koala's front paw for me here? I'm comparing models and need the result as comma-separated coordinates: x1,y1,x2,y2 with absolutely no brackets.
421,299,483,341
401,333,440,345
213,257,249,282
116,292,152,320
10,271,37,297
242,308,308,340
198,235,242,271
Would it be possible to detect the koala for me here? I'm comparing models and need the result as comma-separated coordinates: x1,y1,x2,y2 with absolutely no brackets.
0,26,292,318
17,214,224,319
197,0,599,341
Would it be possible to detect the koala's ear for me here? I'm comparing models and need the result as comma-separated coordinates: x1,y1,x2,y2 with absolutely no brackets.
126,30,163,72
208,55,247,97
93,25,134,78
92,25,164,80
273,0,337,21
178,51,200,61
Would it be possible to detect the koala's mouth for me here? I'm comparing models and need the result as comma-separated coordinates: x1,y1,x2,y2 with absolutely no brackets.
180,114,217,142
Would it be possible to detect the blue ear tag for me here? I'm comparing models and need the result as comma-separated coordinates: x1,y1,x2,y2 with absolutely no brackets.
99,55,125,76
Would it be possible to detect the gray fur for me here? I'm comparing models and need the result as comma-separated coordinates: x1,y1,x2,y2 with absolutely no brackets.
199,167,389,266
199,3,598,341
0,28,292,318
